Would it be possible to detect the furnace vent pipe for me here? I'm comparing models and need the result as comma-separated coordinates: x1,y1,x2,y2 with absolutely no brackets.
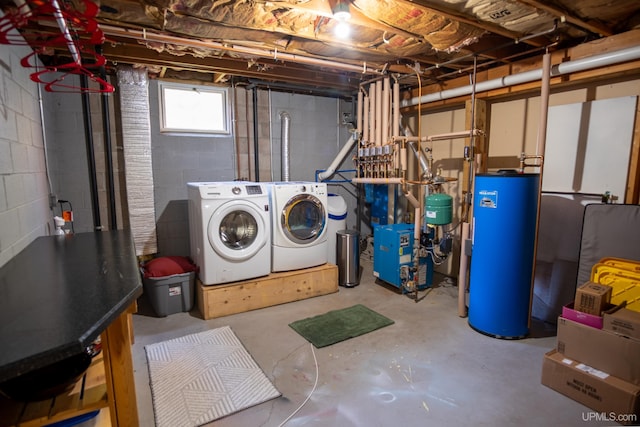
402,45,640,107
280,111,291,182
401,120,430,177
318,133,357,181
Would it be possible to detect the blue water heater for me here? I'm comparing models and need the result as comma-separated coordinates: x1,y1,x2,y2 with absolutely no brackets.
468,172,539,339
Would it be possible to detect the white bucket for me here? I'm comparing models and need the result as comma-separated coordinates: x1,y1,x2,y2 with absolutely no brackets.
327,194,347,264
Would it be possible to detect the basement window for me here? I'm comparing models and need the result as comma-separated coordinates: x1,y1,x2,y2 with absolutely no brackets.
159,82,229,134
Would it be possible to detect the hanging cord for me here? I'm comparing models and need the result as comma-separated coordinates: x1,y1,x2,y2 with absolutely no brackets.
278,343,319,426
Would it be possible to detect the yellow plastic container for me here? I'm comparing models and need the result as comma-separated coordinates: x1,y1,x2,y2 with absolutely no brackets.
598,257,640,274
591,263,640,312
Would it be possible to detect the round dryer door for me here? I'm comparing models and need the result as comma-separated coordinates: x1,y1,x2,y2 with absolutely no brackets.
281,194,326,245
208,200,268,261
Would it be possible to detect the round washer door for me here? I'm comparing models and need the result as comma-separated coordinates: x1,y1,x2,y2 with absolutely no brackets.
208,200,268,261
281,194,326,245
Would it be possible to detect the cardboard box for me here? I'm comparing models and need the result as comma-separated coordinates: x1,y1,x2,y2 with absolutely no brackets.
604,307,640,341
541,350,640,424
562,302,606,329
557,316,640,385
574,282,612,315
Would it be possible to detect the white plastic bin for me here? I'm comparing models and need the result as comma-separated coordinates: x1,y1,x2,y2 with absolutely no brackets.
327,193,347,264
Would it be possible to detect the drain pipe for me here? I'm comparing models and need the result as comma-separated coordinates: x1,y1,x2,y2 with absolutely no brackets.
402,45,640,107
280,111,291,182
79,74,102,230
96,46,117,230
252,86,260,181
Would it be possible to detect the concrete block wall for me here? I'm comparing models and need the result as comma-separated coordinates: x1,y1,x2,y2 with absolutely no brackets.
44,86,93,233
148,80,236,256
269,91,358,230
44,74,127,235
0,43,52,268
148,82,355,257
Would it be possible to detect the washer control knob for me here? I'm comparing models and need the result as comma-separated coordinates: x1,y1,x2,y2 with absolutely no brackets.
232,186,241,195
300,185,307,192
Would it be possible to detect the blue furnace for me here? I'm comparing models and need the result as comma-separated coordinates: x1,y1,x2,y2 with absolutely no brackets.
373,223,433,291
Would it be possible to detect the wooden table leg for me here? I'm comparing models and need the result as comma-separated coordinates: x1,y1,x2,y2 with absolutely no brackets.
101,305,139,427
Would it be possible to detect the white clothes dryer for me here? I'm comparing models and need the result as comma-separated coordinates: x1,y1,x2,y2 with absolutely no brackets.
188,181,271,285
268,181,328,272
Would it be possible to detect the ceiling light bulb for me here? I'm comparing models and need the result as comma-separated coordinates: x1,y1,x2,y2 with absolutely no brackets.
332,1,351,20
335,20,351,38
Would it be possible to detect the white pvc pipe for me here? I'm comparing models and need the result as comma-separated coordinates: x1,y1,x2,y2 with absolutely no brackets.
382,77,390,145
402,45,640,107
392,81,400,138
317,133,357,181
537,53,551,157
375,80,383,146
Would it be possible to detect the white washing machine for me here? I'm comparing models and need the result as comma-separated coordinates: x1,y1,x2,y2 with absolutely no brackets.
187,181,271,285
268,181,328,272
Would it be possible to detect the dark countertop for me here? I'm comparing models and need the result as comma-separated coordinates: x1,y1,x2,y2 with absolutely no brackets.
0,230,142,383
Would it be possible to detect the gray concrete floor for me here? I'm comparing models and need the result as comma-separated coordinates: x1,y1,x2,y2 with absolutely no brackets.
128,257,616,427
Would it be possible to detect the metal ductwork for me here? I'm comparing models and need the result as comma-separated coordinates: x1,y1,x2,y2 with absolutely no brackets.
280,111,291,182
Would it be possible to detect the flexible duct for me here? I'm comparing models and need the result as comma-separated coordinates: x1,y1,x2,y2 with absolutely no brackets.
402,45,640,107
318,133,357,181
280,111,291,181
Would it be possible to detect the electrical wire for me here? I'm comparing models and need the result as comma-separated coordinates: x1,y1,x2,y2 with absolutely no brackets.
278,343,319,427
428,248,448,266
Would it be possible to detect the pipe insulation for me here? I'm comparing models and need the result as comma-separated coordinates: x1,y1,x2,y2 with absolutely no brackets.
537,53,552,157
369,82,376,143
280,111,291,181
351,177,404,185
382,77,390,145
458,222,470,317
357,90,363,134
402,45,640,108
318,133,357,181
362,95,369,143
392,81,400,138
375,80,383,146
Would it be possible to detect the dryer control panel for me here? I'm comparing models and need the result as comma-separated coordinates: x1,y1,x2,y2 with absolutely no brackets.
245,185,263,195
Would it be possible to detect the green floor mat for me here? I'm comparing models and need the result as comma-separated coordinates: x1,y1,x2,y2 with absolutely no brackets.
288,304,395,348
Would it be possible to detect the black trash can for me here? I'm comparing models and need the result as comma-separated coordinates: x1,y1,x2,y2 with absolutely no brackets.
336,229,360,287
